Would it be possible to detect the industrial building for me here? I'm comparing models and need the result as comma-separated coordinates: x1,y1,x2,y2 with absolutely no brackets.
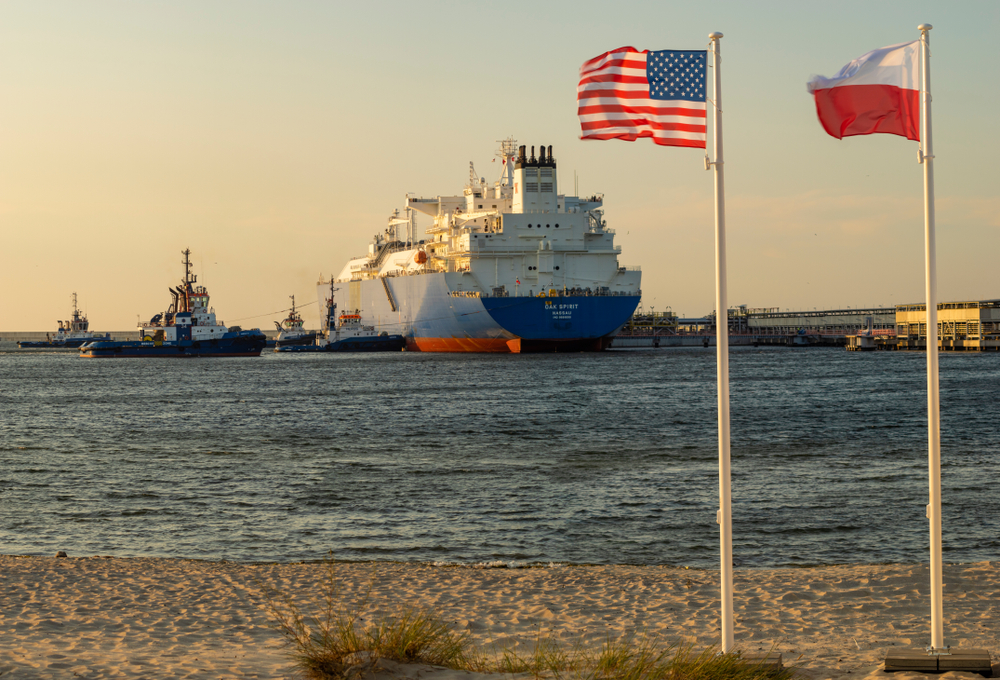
895,299,1000,351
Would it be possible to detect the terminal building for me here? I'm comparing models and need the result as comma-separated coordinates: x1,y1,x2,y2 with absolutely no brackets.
617,300,1000,350
895,299,1000,351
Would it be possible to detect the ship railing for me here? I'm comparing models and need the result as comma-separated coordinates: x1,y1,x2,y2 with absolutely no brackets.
478,288,640,299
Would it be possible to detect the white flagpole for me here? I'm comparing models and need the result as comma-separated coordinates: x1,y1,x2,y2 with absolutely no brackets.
918,22,943,651
708,31,734,654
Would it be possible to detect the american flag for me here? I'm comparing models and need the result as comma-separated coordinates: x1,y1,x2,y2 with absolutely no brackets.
578,47,707,148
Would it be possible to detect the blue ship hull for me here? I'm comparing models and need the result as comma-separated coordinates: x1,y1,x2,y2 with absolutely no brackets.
479,295,640,352
268,335,406,353
79,331,267,358
341,274,639,353
326,334,405,352
19,336,110,349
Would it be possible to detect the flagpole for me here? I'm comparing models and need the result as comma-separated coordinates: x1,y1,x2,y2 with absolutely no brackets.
918,22,943,651
708,30,734,655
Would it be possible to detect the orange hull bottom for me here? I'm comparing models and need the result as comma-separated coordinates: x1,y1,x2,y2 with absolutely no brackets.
408,337,512,353
406,337,612,353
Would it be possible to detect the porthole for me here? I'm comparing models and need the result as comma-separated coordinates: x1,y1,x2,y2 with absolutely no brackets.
555,266,560,270
528,224,533,228
546,224,550,228
555,224,559,228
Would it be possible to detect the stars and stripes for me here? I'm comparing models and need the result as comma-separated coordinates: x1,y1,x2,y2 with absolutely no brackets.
578,46,707,148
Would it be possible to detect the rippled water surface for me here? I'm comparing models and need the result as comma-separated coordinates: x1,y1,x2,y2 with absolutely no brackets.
1,348,997,567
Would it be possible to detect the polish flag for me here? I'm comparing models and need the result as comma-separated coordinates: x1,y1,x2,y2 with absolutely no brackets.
807,41,920,141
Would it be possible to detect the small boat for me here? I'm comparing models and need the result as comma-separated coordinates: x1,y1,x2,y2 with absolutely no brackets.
18,293,110,348
321,310,406,352
275,282,404,353
273,295,317,350
80,249,266,358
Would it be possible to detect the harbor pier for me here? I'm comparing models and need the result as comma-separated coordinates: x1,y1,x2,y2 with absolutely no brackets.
847,299,1000,352
614,306,895,348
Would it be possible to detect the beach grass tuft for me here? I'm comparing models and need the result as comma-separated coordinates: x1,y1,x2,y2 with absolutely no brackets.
263,559,794,680
366,607,470,667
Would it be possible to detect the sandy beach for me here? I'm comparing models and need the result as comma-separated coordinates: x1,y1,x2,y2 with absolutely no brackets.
0,555,997,679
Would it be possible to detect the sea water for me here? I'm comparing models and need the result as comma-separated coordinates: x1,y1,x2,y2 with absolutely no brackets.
0,347,997,567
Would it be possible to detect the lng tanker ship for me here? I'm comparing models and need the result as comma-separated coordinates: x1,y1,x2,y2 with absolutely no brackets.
319,139,641,353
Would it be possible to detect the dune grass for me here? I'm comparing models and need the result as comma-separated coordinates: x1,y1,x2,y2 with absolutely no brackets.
263,560,794,680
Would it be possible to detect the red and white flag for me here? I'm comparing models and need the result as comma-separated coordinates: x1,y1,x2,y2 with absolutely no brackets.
807,41,920,141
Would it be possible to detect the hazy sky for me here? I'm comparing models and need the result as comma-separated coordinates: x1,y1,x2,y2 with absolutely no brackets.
2,1,997,330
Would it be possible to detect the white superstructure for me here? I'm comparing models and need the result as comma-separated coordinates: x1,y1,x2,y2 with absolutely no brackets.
322,139,641,353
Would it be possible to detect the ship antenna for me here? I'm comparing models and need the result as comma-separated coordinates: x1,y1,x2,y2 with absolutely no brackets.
495,137,517,186
181,248,195,285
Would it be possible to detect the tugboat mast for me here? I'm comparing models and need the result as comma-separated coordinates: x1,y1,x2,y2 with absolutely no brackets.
181,248,196,286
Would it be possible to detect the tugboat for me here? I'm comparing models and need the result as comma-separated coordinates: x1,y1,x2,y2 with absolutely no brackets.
276,281,404,352
273,295,317,350
80,249,266,358
18,293,110,348
321,307,406,352
318,282,404,352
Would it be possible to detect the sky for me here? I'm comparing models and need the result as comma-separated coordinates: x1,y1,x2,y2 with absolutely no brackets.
2,0,998,330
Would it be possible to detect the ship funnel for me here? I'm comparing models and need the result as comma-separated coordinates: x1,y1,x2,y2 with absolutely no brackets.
530,146,535,163
518,145,526,162
548,145,553,162
539,145,546,163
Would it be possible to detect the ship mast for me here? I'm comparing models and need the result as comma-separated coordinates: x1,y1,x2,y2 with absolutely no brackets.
181,248,196,286
496,137,517,188
179,248,197,313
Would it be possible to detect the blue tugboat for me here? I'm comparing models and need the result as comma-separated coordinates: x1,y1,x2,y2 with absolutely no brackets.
320,308,406,352
273,295,317,350
80,249,266,358
275,282,404,353
18,293,110,348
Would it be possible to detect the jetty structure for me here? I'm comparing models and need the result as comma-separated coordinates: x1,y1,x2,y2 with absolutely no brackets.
617,300,1000,351
847,299,1000,351
614,305,897,347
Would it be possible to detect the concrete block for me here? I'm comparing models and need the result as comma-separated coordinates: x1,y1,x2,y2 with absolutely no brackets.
743,652,783,670
938,649,992,675
884,649,938,673
884,648,993,676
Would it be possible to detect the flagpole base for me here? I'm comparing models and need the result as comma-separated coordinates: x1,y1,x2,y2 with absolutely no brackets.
739,652,783,671
884,648,992,675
